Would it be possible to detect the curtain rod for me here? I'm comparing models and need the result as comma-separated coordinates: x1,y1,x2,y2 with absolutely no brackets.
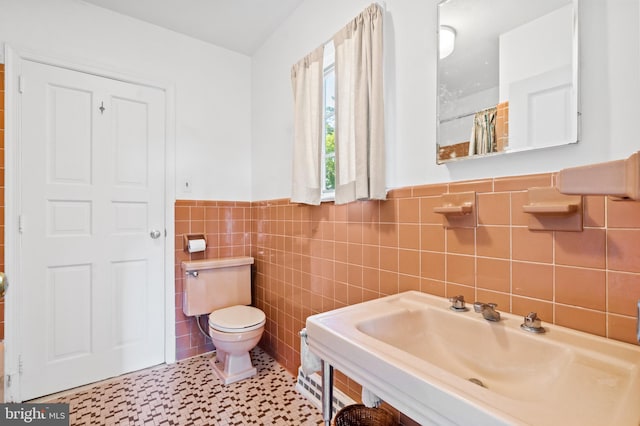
439,105,497,124
326,2,386,44
316,2,386,60
439,111,475,124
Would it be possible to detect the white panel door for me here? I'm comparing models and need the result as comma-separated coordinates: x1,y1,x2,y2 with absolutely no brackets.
509,65,577,151
18,59,166,400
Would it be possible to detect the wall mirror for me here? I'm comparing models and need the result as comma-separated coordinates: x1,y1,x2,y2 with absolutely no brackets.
437,0,579,164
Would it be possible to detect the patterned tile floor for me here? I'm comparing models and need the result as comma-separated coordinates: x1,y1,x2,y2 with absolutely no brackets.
39,348,323,425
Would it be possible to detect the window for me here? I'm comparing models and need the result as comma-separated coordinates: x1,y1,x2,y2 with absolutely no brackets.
291,4,384,205
321,43,336,199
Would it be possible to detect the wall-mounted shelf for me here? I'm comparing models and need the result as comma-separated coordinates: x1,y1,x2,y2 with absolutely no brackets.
523,203,578,214
433,204,473,215
557,151,640,200
523,187,583,231
433,191,476,228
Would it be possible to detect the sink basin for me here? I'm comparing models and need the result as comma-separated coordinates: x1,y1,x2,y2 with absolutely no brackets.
306,291,640,425
357,306,573,401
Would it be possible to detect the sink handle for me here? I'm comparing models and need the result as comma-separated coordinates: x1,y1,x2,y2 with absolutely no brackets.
448,295,467,311
524,312,541,327
521,312,546,333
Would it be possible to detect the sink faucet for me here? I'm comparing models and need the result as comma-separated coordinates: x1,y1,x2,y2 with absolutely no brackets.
473,302,501,322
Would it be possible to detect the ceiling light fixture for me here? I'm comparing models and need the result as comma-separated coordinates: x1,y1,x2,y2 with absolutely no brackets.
439,25,456,59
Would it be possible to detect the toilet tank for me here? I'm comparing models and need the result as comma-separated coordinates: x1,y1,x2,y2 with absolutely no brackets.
181,256,254,317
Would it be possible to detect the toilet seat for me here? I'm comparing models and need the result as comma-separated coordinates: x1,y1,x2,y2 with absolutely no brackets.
209,305,266,333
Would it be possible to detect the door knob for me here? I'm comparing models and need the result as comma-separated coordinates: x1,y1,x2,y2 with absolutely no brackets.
149,229,162,239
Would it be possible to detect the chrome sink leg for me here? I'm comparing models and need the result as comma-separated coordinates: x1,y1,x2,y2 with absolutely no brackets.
322,360,334,426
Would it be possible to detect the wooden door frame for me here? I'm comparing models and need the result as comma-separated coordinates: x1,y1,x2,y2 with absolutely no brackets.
3,45,177,402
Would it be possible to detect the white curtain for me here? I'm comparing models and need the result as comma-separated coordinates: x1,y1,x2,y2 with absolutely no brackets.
290,46,325,205
333,3,386,205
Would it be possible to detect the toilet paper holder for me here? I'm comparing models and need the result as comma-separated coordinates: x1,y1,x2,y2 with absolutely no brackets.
183,234,207,253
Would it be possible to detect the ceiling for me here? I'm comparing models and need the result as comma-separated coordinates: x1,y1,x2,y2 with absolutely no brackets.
81,0,306,55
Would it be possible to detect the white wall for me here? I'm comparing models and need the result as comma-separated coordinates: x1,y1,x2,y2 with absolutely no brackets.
0,0,253,201
251,0,640,200
3,0,639,202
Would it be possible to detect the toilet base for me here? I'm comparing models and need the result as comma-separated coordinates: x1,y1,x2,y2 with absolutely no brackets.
210,351,257,385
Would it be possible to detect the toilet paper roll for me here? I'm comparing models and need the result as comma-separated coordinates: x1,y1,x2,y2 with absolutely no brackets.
187,238,206,253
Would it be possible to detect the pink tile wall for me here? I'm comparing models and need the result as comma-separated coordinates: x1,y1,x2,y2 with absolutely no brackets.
173,172,640,405
249,172,640,401
174,200,251,360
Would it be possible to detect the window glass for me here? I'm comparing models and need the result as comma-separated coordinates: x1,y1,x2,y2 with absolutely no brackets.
322,42,336,197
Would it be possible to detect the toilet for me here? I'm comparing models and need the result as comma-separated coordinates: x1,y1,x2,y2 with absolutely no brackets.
181,256,265,385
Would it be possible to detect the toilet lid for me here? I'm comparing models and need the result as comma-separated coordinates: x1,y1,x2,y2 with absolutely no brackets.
209,305,266,333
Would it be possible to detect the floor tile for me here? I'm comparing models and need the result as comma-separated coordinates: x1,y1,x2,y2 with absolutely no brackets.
41,348,322,425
